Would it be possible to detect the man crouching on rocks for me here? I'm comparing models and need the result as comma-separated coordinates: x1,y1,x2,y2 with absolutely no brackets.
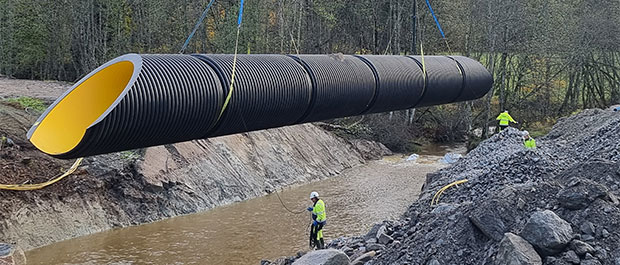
307,191,327,249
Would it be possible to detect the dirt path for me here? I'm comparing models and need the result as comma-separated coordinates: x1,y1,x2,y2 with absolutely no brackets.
0,77,70,101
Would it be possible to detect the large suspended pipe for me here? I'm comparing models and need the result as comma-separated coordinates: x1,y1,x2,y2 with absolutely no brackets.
27,54,492,159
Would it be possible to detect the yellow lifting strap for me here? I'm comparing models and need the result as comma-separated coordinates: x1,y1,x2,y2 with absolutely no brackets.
431,179,468,206
0,158,83,191
217,27,242,120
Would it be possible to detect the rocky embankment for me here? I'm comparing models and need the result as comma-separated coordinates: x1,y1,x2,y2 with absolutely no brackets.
266,109,620,265
0,78,387,251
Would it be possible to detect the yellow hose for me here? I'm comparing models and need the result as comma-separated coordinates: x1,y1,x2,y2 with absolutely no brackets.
0,158,83,191
431,179,468,206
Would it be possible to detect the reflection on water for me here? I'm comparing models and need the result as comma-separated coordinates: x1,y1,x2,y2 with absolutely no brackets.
27,145,464,265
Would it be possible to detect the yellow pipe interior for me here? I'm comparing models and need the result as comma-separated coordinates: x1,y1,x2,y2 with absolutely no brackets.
30,61,134,155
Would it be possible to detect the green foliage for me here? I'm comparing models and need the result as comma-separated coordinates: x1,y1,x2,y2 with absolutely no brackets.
120,150,141,161
5,97,47,113
0,0,619,145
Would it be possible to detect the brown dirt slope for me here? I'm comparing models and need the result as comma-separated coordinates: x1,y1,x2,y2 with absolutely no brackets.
0,78,367,251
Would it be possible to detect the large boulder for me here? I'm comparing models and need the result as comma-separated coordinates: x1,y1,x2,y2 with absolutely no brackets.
495,233,542,265
520,210,573,256
469,211,506,241
557,178,608,210
292,249,350,265
0,244,26,265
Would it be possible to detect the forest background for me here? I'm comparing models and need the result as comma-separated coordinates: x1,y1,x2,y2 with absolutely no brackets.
1,0,619,151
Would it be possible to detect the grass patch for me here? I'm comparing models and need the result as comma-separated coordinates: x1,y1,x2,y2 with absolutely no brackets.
525,118,556,138
4,97,47,113
120,150,141,161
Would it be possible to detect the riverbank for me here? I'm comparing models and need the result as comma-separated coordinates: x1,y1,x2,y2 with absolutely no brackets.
25,154,452,264
0,78,384,251
266,108,620,265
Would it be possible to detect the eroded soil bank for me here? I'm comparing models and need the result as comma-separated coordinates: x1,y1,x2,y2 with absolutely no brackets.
0,78,378,251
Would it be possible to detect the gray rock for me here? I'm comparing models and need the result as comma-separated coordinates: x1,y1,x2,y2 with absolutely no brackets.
378,233,394,245
520,210,573,256
609,193,620,206
602,229,609,238
581,235,595,242
431,204,456,214
342,247,355,256
292,249,350,265
367,243,385,252
427,259,440,265
580,258,602,265
365,224,382,241
349,247,367,262
579,222,595,235
570,240,594,256
376,225,387,239
469,212,506,241
561,250,580,264
593,246,607,260
350,251,376,265
557,179,608,210
614,257,620,265
495,233,542,265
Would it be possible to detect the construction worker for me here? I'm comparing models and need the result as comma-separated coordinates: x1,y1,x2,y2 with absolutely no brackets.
496,110,517,131
523,131,536,149
306,191,326,249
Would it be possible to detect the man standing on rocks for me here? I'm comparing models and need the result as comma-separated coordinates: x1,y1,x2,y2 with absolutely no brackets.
307,191,327,249
523,131,536,149
496,110,517,131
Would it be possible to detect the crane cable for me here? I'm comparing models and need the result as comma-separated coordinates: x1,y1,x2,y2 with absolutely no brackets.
224,0,305,215
421,0,462,75
179,0,217,54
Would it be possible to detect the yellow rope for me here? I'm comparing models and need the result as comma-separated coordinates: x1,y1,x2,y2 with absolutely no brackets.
431,179,468,206
420,41,427,80
0,158,83,191
217,27,242,120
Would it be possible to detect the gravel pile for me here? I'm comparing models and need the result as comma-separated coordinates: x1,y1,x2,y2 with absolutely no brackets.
266,109,620,265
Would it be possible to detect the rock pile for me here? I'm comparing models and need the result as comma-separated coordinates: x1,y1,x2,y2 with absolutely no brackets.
265,109,620,265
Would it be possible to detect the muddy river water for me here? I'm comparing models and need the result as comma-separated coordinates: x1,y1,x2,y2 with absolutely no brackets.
26,145,465,265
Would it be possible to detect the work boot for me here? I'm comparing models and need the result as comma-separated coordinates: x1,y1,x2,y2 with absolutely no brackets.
318,238,325,249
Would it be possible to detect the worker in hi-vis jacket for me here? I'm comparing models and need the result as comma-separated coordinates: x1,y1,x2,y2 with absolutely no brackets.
307,191,326,249
496,110,517,131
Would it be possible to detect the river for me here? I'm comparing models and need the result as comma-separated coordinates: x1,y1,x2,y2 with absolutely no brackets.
26,144,465,265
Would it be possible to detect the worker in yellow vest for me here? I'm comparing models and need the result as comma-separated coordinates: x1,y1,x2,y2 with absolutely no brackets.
496,110,517,131
306,191,326,249
523,131,536,149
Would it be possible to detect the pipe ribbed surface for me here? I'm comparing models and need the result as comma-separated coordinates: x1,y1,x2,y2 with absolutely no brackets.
408,56,464,107
194,54,312,137
290,54,376,123
450,56,493,102
28,53,492,158
28,54,223,158
355,55,425,114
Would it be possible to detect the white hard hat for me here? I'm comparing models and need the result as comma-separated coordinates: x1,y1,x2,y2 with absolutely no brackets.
310,191,319,199
522,130,529,136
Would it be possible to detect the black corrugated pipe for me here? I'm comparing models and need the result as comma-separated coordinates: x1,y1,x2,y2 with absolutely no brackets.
28,54,492,158
193,54,312,137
